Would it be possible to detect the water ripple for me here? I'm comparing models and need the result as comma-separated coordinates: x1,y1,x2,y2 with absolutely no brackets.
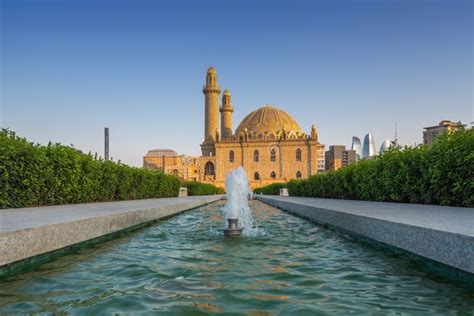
0,200,473,315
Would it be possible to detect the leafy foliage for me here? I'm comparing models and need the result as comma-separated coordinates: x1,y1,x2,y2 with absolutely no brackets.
253,182,287,195
184,181,224,196
0,129,181,208
260,129,473,207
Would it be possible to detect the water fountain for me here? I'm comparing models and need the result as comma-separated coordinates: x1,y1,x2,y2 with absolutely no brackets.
222,167,253,237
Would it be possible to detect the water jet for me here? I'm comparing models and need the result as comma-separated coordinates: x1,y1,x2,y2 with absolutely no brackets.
222,167,253,237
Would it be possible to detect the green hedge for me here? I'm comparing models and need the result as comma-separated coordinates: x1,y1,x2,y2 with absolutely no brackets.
184,181,224,196
260,129,474,207
0,129,180,208
254,182,287,195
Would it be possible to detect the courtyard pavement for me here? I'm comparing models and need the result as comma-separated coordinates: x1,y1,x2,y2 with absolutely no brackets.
256,195,474,274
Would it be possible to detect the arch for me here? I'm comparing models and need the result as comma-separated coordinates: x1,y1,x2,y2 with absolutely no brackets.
288,131,297,139
296,148,302,161
254,149,259,162
271,171,276,179
254,172,260,180
229,150,234,163
204,161,215,175
270,148,276,162
296,171,302,178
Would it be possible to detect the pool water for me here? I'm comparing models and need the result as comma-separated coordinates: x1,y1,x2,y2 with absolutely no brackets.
0,201,473,315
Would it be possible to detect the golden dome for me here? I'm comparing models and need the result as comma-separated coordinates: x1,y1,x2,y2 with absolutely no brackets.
235,105,301,138
207,66,216,74
223,89,230,95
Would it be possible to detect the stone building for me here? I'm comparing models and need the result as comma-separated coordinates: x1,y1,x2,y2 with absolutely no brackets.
423,120,465,146
143,149,199,181
324,145,356,171
198,66,324,189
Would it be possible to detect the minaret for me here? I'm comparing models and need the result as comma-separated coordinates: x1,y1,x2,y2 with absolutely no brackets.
220,89,234,139
203,66,221,143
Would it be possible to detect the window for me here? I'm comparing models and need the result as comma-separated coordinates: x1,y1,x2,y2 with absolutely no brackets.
270,148,276,162
296,171,302,178
296,148,302,161
254,172,260,180
254,150,259,162
271,171,276,179
204,161,215,175
229,150,234,163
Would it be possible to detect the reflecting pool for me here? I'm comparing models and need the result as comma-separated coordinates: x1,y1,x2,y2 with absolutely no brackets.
0,201,473,314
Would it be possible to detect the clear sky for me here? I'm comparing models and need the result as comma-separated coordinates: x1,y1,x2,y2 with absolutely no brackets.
1,0,472,166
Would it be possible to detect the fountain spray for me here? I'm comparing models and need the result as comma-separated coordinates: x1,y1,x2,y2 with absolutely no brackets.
222,167,253,237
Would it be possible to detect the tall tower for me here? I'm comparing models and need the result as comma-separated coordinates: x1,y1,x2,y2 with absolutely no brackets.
203,66,221,143
220,89,233,139
104,127,109,161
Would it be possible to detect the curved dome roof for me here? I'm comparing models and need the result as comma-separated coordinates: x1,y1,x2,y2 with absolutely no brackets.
235,105,301,138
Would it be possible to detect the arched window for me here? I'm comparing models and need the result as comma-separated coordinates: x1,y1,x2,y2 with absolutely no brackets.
296,148,302,161
204,161,215,175
254,172,260,180
229,150,234,163
254,149,259,162
271,171,276,179
270,148,276,162
296,171,302,178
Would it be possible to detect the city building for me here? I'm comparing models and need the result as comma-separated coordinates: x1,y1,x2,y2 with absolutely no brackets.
325,145,356,171
423,120,465,146
362,133,376,158
317,145,326,172
143,149,200,181
351,136,362,160
379,139,392,155
198,66,324,189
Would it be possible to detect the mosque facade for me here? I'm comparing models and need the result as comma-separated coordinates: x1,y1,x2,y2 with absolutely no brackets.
197,66,325,189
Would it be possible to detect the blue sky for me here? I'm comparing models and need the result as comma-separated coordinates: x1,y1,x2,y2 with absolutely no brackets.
1,0,472,166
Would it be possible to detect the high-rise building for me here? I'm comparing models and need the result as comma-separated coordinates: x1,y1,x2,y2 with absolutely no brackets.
317,144,326,172
379,139,392,155
325,145,356,171
362,133,376,158
423,120,465,146
351,136,362,160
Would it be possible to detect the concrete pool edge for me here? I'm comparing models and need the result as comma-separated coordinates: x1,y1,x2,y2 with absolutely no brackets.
255,196,474,276
0,196,222,277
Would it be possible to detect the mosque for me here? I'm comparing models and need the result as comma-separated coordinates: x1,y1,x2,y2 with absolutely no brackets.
144,67,325,189
196,66,325,189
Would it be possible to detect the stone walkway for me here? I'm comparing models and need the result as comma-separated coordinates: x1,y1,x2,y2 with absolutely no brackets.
256,195,474,274
1,196,221,233
0,196,222,268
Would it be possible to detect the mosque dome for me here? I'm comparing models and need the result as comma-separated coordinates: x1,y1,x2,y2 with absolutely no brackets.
235,105,302,138
207,66,217,74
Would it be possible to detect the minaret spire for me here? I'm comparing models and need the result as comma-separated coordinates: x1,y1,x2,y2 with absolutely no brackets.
220,89,234,139
202,66,221,143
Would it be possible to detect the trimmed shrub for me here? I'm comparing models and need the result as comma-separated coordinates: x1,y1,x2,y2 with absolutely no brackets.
267,129,473,207
0,129,180,208
184,181,222,196
254,182,287,195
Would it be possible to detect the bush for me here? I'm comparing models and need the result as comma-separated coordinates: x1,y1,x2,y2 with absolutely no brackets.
254,182,287,195
287,129,473,207
184,181,222,196
0,129,180,208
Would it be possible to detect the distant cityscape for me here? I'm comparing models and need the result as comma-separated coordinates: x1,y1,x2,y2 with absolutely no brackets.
321,119,466,172
143,117,468,180
136,67,470,187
